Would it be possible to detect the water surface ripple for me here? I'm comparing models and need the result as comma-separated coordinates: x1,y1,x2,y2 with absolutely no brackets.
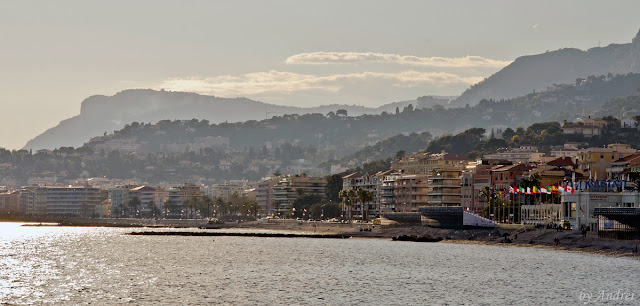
0,223,637,305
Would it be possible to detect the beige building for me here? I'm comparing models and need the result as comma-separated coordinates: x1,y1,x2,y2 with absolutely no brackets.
20,185,102,216
258,173,326,217
577,143,637,180
483,145,545,164
391,152,471,174
428,169,464,206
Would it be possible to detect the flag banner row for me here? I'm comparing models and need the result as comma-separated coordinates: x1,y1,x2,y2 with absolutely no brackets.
508,184,574,195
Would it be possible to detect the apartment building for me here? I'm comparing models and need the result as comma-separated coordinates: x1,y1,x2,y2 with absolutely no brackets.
577,143,636,180
258,173,326,217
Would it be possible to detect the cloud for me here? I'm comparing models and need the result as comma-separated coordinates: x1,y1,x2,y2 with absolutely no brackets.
531,24,540,29
285,52,511,68
158,70,484,97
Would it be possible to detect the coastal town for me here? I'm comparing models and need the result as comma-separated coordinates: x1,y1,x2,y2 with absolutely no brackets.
1,116,640,242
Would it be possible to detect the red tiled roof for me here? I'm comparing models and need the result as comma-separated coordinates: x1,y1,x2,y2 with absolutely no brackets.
546,157,576,167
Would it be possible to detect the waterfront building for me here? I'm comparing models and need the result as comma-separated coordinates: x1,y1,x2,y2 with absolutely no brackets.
108,187,129,217
0,190,20,215
19,185,102,216
390,151,472,211
342,170,400,219
257,173,326,217
392,174,430,212
166,183,203,217
257,177,279,217
428,169,464,206
460,162,495,213
576,143,636,180
271,173,326,217
206,180,252,201
561,190,640,231
43,185,102,216
377,171,400,213
129,186,166,215
19,186,47,215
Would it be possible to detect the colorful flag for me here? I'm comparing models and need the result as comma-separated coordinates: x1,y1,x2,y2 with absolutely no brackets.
540,186,547,194
558,185,565,193
533,186,538,194
527,187,531,194
509,186,514,194
566,185,575,194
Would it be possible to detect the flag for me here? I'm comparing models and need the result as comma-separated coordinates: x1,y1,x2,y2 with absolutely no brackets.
540,186,548,194
533,186,538,194
546,185,552,194
527,187,531,194
509,186,514,194
293,208,296,212
520,186,525,194
566,185,575,194
558,185,565,193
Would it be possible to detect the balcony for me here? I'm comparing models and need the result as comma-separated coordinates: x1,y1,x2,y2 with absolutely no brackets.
429,182,462,188
428,191,462,196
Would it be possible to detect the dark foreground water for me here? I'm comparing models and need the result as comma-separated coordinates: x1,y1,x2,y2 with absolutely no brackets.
0,222,637,305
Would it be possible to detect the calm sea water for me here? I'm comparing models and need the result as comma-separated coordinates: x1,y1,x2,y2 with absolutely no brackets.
0,222,637,305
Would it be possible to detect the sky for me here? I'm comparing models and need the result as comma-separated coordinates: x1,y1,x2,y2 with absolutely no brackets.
1,0,640,150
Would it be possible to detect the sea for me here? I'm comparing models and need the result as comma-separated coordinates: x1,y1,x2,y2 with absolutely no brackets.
0,222,637,305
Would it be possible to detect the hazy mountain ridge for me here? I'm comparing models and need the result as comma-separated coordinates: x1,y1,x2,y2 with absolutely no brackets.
79,72,640,159
454,29,640,106
23,89,448,150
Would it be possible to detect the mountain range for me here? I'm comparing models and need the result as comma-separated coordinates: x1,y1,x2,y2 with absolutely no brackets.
453,28,640,106
22,90,452,150
22,28,640,151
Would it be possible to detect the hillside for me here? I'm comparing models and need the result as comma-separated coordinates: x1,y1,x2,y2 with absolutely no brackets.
74,73,640,160
453,28,640,107
23,89,448,150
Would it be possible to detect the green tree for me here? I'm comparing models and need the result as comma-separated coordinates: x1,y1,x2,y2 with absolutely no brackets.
356,188,374,221
127,196,141,218
325,174,343,202
292,194,325,218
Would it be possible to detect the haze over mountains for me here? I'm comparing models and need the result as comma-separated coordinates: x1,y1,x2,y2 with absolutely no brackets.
22,28,640,151
23,89,452,150
454,29,640,106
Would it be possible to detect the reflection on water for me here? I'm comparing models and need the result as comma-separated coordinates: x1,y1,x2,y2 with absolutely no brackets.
1,222,638,305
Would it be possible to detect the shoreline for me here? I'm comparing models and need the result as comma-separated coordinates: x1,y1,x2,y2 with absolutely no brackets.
7,218,640,258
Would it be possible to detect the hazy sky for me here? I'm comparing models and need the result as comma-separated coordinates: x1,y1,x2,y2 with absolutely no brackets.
1,0,640,149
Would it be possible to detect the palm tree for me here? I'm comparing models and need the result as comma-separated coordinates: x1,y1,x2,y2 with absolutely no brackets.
214,197,226,218
127,196,141,218
339,189,357,220
202,196,214,219
357,188,374,221
272,200,282,217
479,186,492,218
